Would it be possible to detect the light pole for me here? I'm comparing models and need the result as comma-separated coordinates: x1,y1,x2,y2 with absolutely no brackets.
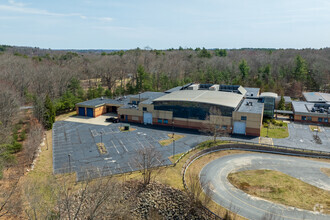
138,92,141,104
173,139,175,158
68,154,71,173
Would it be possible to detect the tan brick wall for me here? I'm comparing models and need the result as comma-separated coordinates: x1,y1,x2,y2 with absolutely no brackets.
294,114,329,124
233,112,263,129
94,106,107,117
246,127,261,136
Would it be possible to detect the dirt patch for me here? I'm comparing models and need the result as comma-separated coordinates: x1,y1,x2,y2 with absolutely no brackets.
321,168,330,177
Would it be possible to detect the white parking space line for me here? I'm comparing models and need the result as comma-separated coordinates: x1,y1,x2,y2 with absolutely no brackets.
119,140,128,152
136,137,145,149
127,162,133,171
111,140,120,154
156,157,162,165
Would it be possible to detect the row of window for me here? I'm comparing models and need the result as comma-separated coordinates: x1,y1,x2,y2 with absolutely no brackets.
154,101,234,120
157,118,169,124
301,116,328,122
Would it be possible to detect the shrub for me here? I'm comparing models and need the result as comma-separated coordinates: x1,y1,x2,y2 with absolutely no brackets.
20,129,26,141
7,141,22,153
0,151,16,163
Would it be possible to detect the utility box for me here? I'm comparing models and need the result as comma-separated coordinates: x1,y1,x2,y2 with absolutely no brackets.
124,124,130,131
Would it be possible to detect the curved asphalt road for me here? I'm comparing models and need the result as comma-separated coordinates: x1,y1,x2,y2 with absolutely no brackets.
200,154,330,220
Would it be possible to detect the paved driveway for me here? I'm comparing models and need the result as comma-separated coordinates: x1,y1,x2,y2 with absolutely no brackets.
52,120,208,181
200,153,330,220
273,123,330,152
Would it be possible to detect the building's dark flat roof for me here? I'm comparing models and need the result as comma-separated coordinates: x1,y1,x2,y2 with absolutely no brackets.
237,98,264,114
292,101,330,115
276,96,292,103
76,96,132,108
244,87,260,97
165,86,183,93
274,110,293,114
119,92,166,109
130,91,166,100
303,92,330,103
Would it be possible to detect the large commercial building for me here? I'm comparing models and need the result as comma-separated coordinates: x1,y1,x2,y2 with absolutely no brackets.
76,84,264,136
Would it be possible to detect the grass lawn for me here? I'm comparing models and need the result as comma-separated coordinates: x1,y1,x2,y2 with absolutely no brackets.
228,170,330,214
158,134,185,146
261,125,289,138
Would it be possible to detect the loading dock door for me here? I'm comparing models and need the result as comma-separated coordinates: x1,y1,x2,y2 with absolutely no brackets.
233,121,246,135
143,112,152,125
78,107,85,116
87,108,94,117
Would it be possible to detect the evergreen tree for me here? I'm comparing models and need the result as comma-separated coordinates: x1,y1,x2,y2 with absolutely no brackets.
198,47,212,58
239,59,250,81
278,95,285,110
43,95,56,130
294,55,308,81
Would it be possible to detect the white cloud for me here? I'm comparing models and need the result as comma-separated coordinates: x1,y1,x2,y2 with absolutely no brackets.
0,2,114,22
98,17,113,22
8,0,26,7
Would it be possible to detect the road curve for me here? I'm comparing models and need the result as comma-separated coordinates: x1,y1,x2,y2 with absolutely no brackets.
199,153,330,220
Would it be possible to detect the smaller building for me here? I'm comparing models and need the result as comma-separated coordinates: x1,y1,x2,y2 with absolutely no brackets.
75,97,130,117
292,101,329,124
233,98,264,136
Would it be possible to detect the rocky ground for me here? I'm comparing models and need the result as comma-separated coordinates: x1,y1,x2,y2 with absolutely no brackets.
126,181,211,220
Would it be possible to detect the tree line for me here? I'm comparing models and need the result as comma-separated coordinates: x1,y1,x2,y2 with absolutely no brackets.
0,46,330,130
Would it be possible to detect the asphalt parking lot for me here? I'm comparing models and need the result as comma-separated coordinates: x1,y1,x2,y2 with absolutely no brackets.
52,120,208,181
53,118,330,181
273,123,330,152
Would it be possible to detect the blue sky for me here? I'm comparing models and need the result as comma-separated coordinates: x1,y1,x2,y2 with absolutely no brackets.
0,0,330,49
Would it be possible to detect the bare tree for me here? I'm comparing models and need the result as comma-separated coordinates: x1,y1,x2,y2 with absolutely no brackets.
186,173,213,208
24,172,132,220
201,106,228,143
24,119,44,167
134,147,163,186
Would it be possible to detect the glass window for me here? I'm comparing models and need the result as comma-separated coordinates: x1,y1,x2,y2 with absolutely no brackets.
142,107,147,111
318,118,323,122
241,116,247,120
132,101,136,104
153,101,234,120
307,116,312,121
158,118,162,123
163,119,168,124
301,116,306,121
120,115,124,119
222,125,227,130
324,118,328,123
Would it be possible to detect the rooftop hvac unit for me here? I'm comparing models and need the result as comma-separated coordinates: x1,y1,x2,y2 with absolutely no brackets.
320,108,324,113
311,107,315,112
